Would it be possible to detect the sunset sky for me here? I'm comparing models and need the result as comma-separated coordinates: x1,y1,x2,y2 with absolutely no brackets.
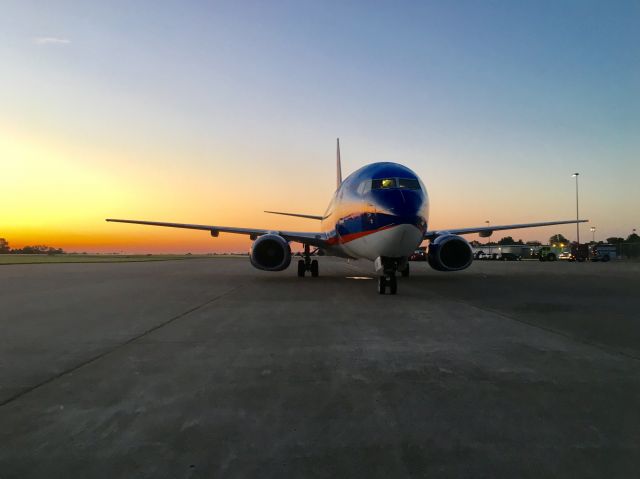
1,1,638,253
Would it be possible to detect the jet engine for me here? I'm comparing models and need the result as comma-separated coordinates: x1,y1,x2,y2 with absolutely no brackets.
250,234,292,271
427,234,473,272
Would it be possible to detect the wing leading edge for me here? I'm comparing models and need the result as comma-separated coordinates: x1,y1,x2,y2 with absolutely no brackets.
105,219,327,248
264,211,323,220
425,219,588,241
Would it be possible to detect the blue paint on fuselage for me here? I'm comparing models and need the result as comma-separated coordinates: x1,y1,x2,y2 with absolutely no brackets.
320,162,430,247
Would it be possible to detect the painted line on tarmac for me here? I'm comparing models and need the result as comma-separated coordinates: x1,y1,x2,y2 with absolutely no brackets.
0,285,243,408
424,287,640,362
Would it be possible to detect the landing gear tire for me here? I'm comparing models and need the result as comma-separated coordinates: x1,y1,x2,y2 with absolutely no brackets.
388,275,397,294
401,264,410,277
378,275,397,294
378,276,387,294
298,244,318,278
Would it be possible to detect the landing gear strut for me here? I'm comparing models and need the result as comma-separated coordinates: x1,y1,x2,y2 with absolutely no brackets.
297,244,319,278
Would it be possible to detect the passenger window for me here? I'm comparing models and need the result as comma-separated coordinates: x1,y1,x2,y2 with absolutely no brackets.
372,178,396,189
398,178,420,190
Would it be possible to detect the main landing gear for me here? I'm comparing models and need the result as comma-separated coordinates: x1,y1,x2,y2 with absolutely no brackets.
297,244,319,278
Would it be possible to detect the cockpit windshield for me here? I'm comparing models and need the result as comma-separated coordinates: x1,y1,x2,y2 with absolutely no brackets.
371,178,420,190
372,178,396,189
398,178,420,190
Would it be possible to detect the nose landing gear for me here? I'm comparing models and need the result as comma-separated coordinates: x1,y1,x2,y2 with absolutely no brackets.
401,263,410,277
375,256,407,295
297,244,319,278
377,274,397,295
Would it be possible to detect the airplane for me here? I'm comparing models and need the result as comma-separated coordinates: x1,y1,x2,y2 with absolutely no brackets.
107,139,587,294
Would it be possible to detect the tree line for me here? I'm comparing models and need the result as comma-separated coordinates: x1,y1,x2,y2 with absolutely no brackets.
0,238,65,255
475,232,640,247
471,232,640,259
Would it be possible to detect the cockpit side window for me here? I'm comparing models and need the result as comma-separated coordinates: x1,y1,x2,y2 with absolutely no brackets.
372,178,396,189
398,178,420,190
357,179,372,195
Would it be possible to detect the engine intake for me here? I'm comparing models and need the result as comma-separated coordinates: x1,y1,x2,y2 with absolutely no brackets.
427,234,473,272
250,234,292,271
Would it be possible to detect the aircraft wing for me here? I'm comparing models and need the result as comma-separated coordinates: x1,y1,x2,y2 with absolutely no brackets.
105,218,328,247
264,211,324,220
424,219,588,241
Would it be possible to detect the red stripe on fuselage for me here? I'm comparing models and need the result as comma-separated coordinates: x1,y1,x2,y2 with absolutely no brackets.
325,224,397,246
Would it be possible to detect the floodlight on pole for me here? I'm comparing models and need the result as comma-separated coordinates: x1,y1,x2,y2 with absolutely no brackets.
590,226,596,243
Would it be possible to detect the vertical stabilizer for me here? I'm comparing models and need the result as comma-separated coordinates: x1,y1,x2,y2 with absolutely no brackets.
336,138,342,190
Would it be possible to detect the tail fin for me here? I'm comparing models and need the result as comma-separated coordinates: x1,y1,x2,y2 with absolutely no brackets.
336,138,342,190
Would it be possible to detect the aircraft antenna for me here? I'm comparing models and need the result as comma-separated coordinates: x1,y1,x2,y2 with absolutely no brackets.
336,138,342,189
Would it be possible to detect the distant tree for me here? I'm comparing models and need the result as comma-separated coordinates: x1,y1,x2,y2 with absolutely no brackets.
13,245,64,255
469,240,482,247
526,240,542,246
627,233,640,243
0,238,9,254
497,236,516,245
606,237,625,244
549,234,569,245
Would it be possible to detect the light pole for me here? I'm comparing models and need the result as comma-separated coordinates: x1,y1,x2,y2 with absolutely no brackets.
590,226,596,243
572,173,580,244
485,221,490,254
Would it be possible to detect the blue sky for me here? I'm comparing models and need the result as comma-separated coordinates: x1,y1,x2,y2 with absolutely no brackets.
1,0,638,250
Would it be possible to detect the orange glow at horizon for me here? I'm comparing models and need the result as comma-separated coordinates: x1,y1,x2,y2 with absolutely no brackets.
1,122,332,253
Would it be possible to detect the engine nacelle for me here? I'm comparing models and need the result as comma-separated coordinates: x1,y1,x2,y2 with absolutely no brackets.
250,234,292,271
427,234,473,272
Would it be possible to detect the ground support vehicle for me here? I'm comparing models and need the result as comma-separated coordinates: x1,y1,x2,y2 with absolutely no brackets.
569,243,589,262
538,245,564,262
591,244,617,262
409,247,427,261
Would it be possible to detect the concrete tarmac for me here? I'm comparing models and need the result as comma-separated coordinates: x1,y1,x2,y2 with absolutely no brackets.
1,258,639,478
